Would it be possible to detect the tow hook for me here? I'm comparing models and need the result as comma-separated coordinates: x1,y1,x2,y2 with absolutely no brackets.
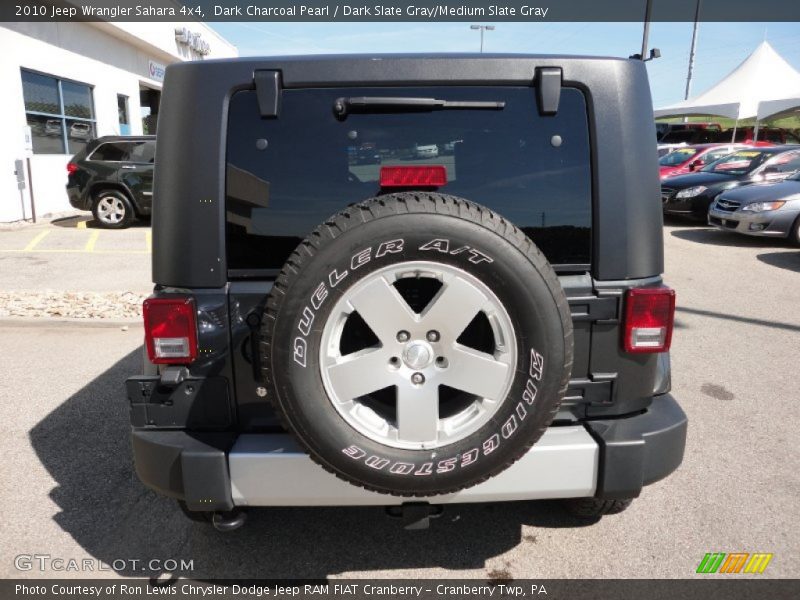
385,502,443,530
212,509,247,532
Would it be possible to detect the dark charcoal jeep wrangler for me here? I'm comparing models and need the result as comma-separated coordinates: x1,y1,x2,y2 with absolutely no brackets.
127,55,687,529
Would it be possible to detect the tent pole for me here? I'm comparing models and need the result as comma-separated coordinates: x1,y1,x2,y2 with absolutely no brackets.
731,119,738,143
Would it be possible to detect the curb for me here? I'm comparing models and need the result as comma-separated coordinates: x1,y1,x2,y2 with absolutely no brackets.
0,317,142,329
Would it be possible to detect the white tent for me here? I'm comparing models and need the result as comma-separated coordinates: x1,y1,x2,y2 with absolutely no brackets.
654,41,800,121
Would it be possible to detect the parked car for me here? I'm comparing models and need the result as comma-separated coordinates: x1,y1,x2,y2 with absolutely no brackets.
661,146,800,220
414,143,439,159
659,143,746,179
44,119,61,136
69,122,92,140
656,121,721,143
720,126,800,145
129,55,685,530
66,135,155,229
708,171,800,244
658,127,722,145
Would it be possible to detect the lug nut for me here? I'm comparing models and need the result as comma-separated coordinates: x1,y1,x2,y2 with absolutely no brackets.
426,330,440,342
411,372,425,385
397,330,410,342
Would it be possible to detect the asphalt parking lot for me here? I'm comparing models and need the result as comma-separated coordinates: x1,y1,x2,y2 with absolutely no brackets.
0,215,151,293
0,218,798,579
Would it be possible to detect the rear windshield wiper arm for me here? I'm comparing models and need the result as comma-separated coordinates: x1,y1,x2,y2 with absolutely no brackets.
334,96,505,119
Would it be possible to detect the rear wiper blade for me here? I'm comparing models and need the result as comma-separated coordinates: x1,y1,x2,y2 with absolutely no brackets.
333,96,505,119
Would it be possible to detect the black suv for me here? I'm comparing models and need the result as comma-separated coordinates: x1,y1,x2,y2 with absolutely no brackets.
66,135,155,228
128,55,687,529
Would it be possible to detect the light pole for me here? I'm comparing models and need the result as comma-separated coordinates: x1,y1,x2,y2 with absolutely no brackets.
470,25,495,53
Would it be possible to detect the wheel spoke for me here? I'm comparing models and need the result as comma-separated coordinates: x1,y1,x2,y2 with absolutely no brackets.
347,276,417,344
442,346,510,401
421,275,488,339
325,349,392,401
396,383,439,443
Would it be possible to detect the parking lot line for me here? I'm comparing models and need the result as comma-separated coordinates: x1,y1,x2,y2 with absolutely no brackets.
3,249,149,255
77,221,87,229
23,230,50,251
145,231,152,252
84,230,100,252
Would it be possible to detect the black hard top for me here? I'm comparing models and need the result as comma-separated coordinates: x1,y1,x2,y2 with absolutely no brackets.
153,54,664,287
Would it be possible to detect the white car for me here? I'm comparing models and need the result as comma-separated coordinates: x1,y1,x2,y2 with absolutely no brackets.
414,144,439,159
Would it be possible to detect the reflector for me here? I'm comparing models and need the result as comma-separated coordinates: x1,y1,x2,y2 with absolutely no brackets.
66,163,78,175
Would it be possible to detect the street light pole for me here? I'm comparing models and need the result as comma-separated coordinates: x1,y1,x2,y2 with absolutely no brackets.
470,25,495,53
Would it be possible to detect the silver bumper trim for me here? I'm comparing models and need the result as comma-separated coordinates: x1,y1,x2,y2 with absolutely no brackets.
229,427,598,506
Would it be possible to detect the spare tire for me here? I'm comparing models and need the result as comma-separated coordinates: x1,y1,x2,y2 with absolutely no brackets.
261,193,573,496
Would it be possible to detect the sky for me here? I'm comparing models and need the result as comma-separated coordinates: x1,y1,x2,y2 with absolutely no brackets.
210,21,800,108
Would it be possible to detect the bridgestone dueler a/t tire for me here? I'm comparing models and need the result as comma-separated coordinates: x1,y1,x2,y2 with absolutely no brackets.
261,193,573,496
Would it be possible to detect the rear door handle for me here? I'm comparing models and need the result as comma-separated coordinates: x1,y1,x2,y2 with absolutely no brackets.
121,165,137,169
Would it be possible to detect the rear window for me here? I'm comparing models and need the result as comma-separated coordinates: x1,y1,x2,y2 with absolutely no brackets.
225,86,592,273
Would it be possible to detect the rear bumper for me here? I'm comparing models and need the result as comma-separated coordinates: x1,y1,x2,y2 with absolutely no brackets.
66,185,89,211
130,394,686,510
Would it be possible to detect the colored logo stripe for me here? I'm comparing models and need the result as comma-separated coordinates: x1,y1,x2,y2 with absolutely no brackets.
697,553,726,573
744,553,773,574
697,552,773,574
719,553,749,573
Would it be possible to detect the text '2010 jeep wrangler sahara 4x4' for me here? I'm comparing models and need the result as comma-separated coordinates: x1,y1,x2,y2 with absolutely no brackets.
127,55,687,530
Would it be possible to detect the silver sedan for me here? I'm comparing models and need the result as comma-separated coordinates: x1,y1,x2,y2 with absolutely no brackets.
708,172,800,245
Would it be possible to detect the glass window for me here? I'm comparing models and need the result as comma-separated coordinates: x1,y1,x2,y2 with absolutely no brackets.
225,86,592,270
703,150,769,175
129,141,156,163
20,69,95,155
703,148,735,163
22,70,60,114
90,142,132,162
659,148,697,166
61,80,94,119
118,95,129,124
26,114,65,154
762,151,800,173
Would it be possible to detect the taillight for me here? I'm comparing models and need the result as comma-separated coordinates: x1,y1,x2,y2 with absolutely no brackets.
66,163,78,175
143,297,198,364
380,165,447,188
622,287,676,353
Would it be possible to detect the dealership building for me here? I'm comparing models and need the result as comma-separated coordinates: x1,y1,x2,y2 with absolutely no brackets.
0,21,237,222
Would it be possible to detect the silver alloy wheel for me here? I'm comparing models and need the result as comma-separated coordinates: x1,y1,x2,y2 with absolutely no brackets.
96,196,126,225
319,261,517,450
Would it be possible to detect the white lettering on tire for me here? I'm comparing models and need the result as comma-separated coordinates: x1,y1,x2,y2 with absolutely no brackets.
292,337,308,368
310,282,328,310
351,247,372,270
298,306,314,337
291,240,405,368
419,238,493,264
375,239,404,257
